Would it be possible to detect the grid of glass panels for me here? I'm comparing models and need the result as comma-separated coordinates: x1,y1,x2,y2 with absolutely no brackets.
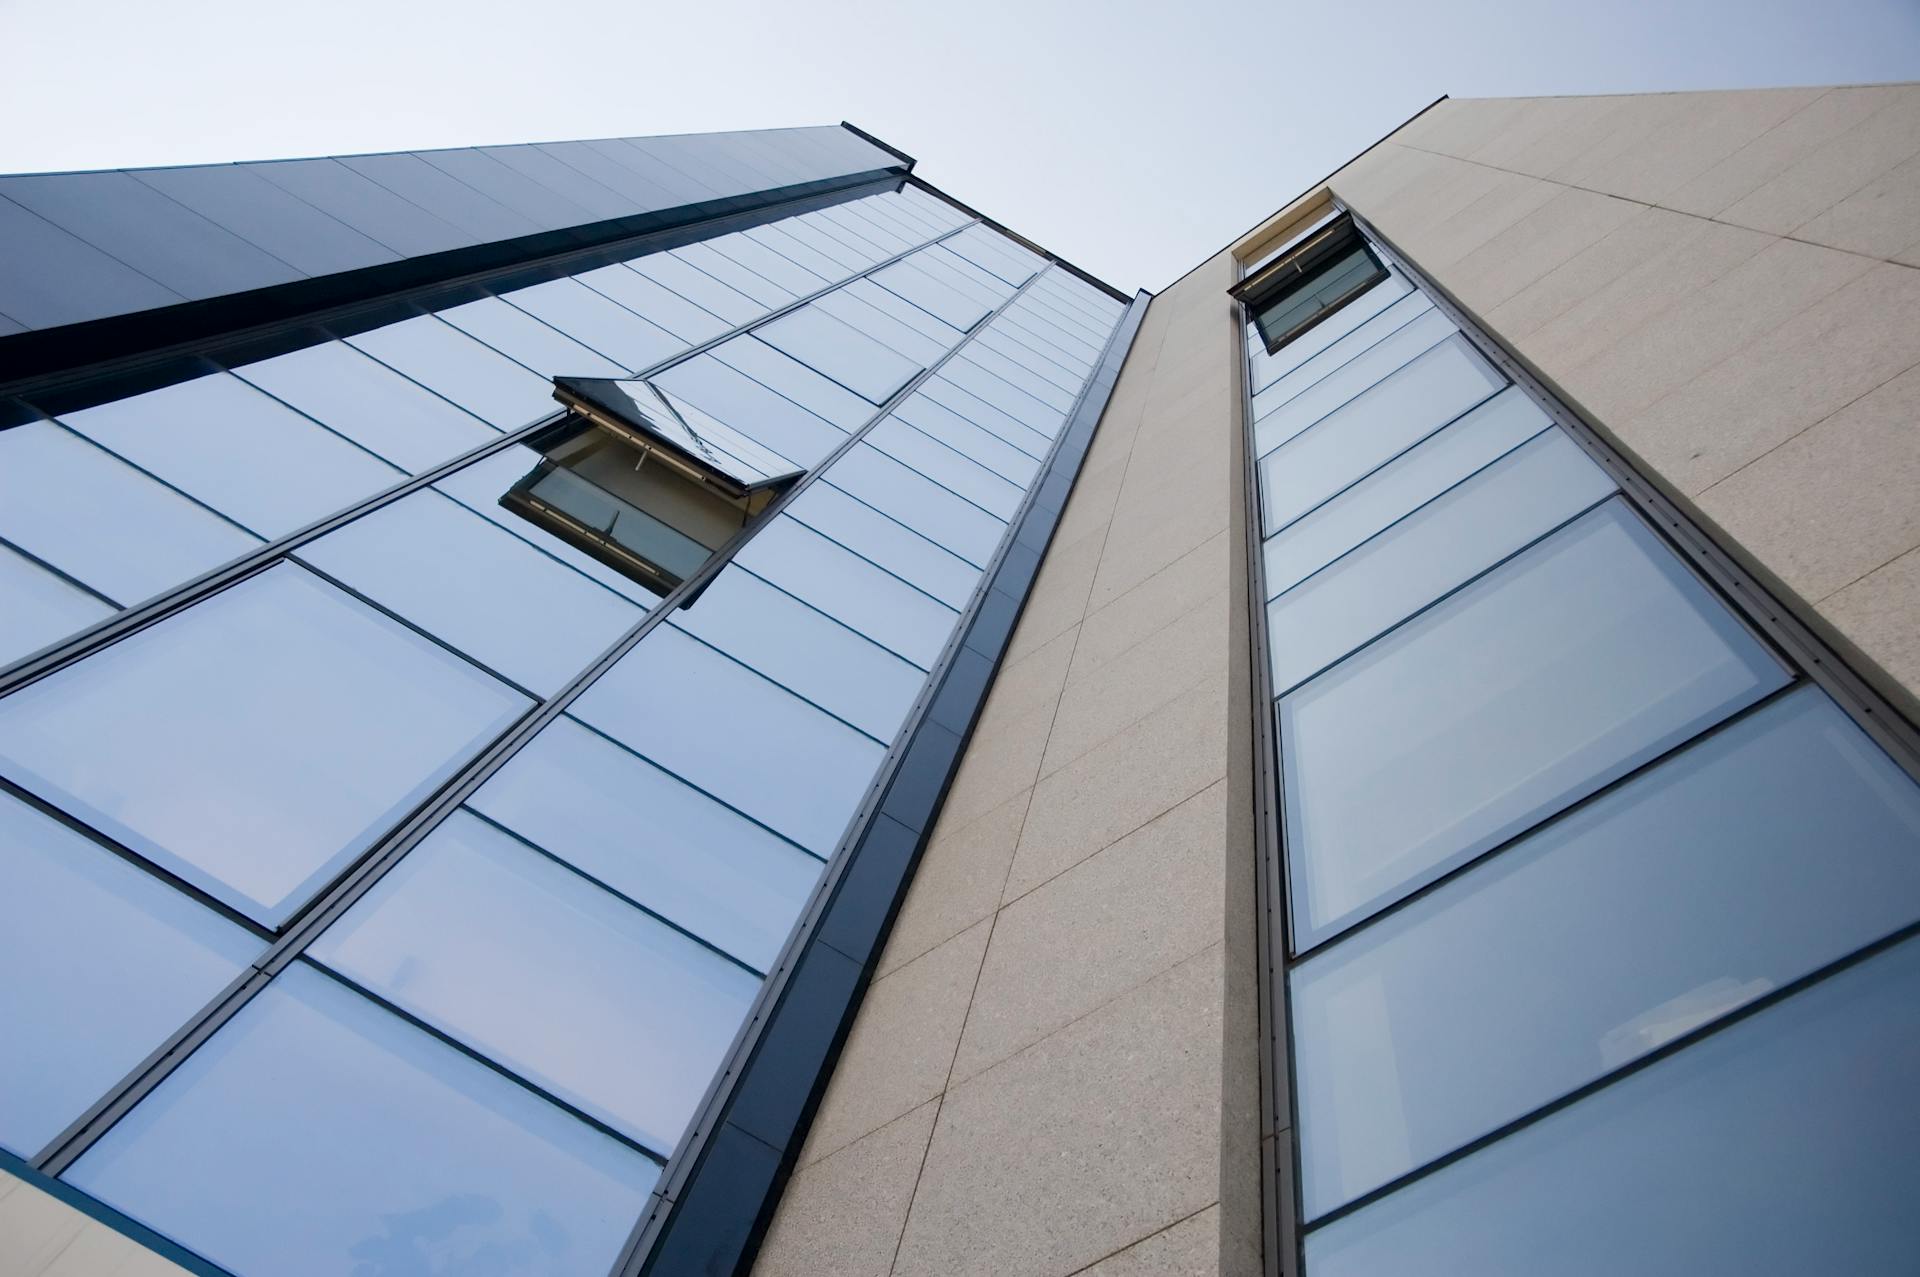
0,179,1123,1275
1243,222,1920,1269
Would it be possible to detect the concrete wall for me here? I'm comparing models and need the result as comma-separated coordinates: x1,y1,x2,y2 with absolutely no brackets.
1328,85,1920,712
753,252,1257,1276
0,1170,190,1276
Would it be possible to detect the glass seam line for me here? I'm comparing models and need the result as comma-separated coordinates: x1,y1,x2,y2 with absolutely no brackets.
0,210,980,699
28,250,1066,1183
0,530,124,610
608,286,1138,1275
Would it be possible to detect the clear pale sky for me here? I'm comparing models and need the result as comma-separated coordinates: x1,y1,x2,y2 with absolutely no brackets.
2,0,1916,291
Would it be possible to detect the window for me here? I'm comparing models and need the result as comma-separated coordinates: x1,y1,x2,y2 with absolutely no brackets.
500,376,799,595
1233,216,1389,355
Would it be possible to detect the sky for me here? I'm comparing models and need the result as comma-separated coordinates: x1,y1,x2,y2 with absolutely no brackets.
1,0,1916,292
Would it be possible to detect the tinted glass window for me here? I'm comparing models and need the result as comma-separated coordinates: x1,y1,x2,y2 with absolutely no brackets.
709,336,873,432
870,258,991,331
650,354,845,470
1253,305,1452,457
231,340,499,474
785,481,981,610
756,304,922,404
1305,936,1920,1277
499,280,684,374
1280,501,1787,946
58,373,403,539
626,251,763,326
705,231,832,296
296,489,642,696
0,564,529,926
347,315,559,431
824,443,1009,567
894,393,1043,482
571,625,884,857
957,341,1077,412
671,242,793,309
0,792,261,1157
310,809,758,1153
1248,270,1414,397
864,416,1024,519
919,373,1054,457
0,544,113,665
436,296,629,379
1250,288,1431,424
576,263,730,345
66,963,658,1277
1293,685,1920,1216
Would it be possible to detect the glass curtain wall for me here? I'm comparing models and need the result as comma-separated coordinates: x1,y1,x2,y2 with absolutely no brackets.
0,183,1126,1277
1243,220,1920,1274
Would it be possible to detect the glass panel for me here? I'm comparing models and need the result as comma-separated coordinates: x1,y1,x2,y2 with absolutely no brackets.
825,443,1008,567
755,304,922,404
709,336,873,432
959,340,1078,411
0,792,261,1157
894,393,1044,482
1293,684,1920,1217
1002,307,1099,366
499,279,684,373
297,489,642,696
1268,429,1616,693
870,258,992,331
626,251,764,326
1249,269,1413,396
919,374,1054,459
58,373,403,539
309,809,757,1154
1253,306,1454,457
1252,243,1385,350
733,514,961,669
771,215,879,273
1264,387,1550,598
433,444,660,606
705,231,832,296
231,339,499,474
786,481,981,609
818,204,911,256
571,625,885,857
66,963,658,1277
743,223,857,283
1260,334,1505,534
650,353,845,469
939,357,1067,438
436,296,630,378
0,564,530,926
839,277,969,351
347,314,559,431
864,416,1024,519
673,564,924,742
671,242,793,309
470,716,820,970
0,544,113,665
971,325,1081,393
922,246,1016,306
1304,935,1920,1277
809,285,952,366
0,421,260,607
575,263,729,345
1280,501,1788,947
944,225,1042,286
1250,290,1432,425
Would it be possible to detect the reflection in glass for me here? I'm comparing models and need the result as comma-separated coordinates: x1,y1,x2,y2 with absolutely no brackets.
1305,937,1920,1277
0,792,261,1156
1280,501,1786,947
825,443,1010,568
0,563,530,926
498,279,684,374
785,481,981,609
310,809,758,1153
66,963,658,1277
347,314,558,431
864,417,1024,519
756,304,923,404
0,544,114,666
436,296,629,379
1252,304,1450,456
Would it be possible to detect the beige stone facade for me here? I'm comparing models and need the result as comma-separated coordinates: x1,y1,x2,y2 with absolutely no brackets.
0,1173,191,1277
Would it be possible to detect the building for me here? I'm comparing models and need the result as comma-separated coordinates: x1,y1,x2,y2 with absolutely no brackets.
0,84,1917,1277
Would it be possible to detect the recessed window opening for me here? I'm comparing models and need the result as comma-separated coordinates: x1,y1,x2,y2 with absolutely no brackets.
1235,216,1389,355
502,377,800,596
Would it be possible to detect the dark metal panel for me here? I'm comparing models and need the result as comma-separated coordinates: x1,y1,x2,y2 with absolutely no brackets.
0,195,182,329
130,164,401,277
723,943,863,1152
249,157,475,258
813,814,919,968
635,1125,782,1275
0,171,302,300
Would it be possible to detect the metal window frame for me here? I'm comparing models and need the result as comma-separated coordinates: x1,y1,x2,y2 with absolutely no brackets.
1230,216,1389,357
1234,199,1920,1277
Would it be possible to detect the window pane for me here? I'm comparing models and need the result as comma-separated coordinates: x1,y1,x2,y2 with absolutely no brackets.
59,373,403,539
710,335,874,432
0,792,261,1156
958,340,1078,412
296,489,642,696
0,421,259,607
434,444,661,606
499,279,684,374
0,544,113,664
1305,935,1920,1277
627,251,764,326
572,625,884,857
1260,334,1505,534
651,354,846,470
743,222,857,283
1250,290,1435,434
1004,305,1099,364
940,356,1067,438
231,340,499,474
66,963,658,1277
1264,387,1549,598
310,809,757,1154
1280,501,1787,946
894,392,1043,482
671,242,793,309
944,225,1042,286
1293,684,1920,1217
922,246,1016,307
704,230,832,296
917,375,1053,464
347,314,558,431
0,564,530,926
576,263,730,345
673,565,924,743
733,515,960,669
825,443,1008,567
865,416,1024,519
814,281,959,365
786,481,981,609
871,258,991,331
1268,429,1615,693
756,304,922,404
766,215,876,273
971,326,1081,394
436,296,629,378
1249,269,1413,396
